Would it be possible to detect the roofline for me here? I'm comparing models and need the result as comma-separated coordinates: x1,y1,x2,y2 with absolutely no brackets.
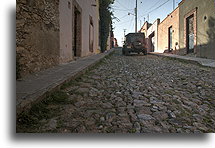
178,0,186,6
159,6,179,25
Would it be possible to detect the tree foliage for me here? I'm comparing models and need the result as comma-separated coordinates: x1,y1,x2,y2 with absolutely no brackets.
99,0,114,52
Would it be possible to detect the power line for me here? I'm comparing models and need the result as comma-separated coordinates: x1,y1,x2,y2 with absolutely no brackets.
141,0,162,14
115,0,132,11
140,0,171,18
113,8,133,12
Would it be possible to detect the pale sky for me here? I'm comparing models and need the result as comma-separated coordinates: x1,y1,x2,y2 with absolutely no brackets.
111,0,182,46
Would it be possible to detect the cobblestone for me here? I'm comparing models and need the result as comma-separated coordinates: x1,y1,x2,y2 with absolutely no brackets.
18,49,215,133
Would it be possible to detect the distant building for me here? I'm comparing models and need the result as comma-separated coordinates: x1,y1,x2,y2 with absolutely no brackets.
106,24,115,50
114,38,118,47
139,19,160,52
139,21,152,37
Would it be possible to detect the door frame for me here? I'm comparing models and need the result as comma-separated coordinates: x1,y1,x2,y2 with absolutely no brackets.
186,14,194,54
183,8,197,54
72,0,82,57
168,26,173,51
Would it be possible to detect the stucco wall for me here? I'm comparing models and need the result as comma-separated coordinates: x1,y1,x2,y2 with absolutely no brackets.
59,0,100,62
16,0,100,78
179,0,215,59
16,0,60,78
158,7,179,53
59,0,73,63
76,0,100,57
139,21,150,37
147,19,160,52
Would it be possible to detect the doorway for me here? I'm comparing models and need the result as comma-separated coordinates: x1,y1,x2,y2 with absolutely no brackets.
73,6,81,57
149,32,155,52
89,16,94,53
186,14,194,53
168,26,173,51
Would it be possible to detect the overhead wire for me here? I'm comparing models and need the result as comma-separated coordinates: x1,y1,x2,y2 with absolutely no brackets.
115,0,132,11
140,0,171,18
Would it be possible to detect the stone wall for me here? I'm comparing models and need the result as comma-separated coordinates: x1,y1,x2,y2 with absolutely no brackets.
16,0,60,78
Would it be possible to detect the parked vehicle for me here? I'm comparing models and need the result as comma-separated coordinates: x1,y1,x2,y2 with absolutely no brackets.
122,33,147,56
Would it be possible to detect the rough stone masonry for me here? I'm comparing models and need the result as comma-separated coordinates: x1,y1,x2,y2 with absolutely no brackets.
16,0,60,78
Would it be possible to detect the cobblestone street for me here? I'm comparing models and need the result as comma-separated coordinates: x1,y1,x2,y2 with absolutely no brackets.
17,49,215,133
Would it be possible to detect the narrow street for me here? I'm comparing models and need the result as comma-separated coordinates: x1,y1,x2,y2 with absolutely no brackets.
17,48,215,133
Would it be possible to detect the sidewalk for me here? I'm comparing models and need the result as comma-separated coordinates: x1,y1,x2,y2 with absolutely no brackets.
149,52,215,68
16,49,115,115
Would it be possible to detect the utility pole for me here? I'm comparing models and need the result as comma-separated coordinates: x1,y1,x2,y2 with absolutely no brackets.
135,0,138,33
147,14,149,22
123,29,126,41
173,0,175,10
140,20,142,29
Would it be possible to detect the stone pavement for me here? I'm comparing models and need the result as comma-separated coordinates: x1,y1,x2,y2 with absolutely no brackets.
16,49,115,115
149,52,215,68
17,48,215,133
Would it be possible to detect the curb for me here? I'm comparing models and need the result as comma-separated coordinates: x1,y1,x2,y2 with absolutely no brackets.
149,52,215,68
16,49,115,116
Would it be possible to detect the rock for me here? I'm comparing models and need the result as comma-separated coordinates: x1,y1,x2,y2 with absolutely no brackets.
132,91,143,99
116,91,122,95
106,112,116,122
79,82,91,88
152,111,168,121
183,126,196,131
150,97,164,105
167,111,176,118
41,119,57,131
133,99,148,107
199,104,210,112
77,87,89,93
192,114,203,122
133,122,141,133
193,122,208,132
100,117,105,122
137,114,155,121
74,101,85,107
116,100,126,107
176,128,184,133
98,125,103,130
160,121,170,130
136,107,152,115
101,102,113,108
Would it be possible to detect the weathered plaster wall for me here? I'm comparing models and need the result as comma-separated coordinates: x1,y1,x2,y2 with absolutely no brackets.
147,19,160,52
16,0,60,78
139,21,151,37
59,0,73,63
158,7,179,53
179,0,215,59
76,0,100,57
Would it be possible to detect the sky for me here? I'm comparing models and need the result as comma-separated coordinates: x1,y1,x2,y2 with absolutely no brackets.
111,0,183,46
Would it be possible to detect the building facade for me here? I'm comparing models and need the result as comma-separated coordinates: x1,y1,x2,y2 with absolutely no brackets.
158,7,179,53
147,19,160,52
16,0,100,78
139,19,160,52
139,21,151,37
178,0,215,59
